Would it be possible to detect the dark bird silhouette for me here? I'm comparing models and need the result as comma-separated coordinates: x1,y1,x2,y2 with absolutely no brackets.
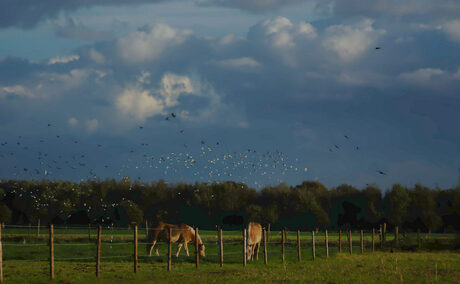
165,116,169,120
180,129,184,133
201,140,205,145
377,170,387,175
334,144,340,149
48,123,51,126
344,135,349,139
355,146,359,150
139,126,143,129
171,112,176,118
375,47,381,50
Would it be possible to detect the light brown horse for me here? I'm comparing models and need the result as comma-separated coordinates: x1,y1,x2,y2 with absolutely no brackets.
146,222,205,257
247,222,262,260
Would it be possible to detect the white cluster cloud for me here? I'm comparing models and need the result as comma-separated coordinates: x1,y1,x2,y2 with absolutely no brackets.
399,67,460,89
68,117,78,126
48,55,80,65
89,49,106,64
116,24,192,64
86,119,99,132
216,57,260,69
0,85,37,99
250,17,316,49
400,68,445,85
116,72,195,122
322,19,386,62
442,20,460,42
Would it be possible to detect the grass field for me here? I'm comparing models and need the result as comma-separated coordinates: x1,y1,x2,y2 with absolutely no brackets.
3,252,460,283
2,227,459,283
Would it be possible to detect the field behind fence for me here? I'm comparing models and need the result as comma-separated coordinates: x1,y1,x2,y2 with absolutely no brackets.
0,224,459,282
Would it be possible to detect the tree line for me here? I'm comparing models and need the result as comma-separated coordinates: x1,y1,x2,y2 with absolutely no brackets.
0,178,459,232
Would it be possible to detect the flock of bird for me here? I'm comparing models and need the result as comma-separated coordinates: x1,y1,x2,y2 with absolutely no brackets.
0,112,388,192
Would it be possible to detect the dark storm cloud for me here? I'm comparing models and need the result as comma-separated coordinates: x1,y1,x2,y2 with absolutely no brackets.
196,0,307,12
55,17,114,41
0,0,166,29
332,0,460,19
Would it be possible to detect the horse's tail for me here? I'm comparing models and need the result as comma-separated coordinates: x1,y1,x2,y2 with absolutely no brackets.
146,222,165,253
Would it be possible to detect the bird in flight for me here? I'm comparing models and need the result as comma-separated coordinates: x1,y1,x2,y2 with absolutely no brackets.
171,112,176,118
377,170,387,175
375,47,381,50
344,135,349,139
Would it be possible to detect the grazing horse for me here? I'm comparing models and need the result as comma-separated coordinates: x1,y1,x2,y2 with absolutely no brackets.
246,222,262,260
146,222,205,257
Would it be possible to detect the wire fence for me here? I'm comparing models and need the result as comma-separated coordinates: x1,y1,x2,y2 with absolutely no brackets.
0,223,458,281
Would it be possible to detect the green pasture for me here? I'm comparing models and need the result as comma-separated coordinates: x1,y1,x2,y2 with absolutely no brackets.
2,251,460,283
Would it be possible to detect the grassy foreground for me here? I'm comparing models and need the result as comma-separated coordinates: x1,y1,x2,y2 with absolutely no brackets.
3,251,460,283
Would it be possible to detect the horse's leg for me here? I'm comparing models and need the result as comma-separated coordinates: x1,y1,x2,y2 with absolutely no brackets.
176,243,183,257
184,241,190,256
153,240,160,256
255,242,260,260
149,240,157,256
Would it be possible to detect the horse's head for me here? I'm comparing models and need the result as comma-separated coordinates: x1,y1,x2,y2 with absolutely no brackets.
199,243,206,257
246,244,253,260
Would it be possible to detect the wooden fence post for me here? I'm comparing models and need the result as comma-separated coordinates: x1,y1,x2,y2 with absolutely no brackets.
349,230,352,255
96,225,101,277
339,230,342,253
168,227,172,272
37,219,40,237
312,230,315,260
263,228,267,265
383,223,387,242
88,224,91,241
0,223,3,284
134,225,138,273
243,228,247,267
281,229,285,263
395,226,399,248
195,227,199,269
219,228,223,267
267,224,271,244
145,220,148,237
50,224,54,280
360,230,363,254
417,229,421,249
297,230,301,262
325,229,329,258
380,224,383,248
372,228,375,252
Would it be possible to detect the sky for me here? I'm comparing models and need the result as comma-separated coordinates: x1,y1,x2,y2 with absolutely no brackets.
0,0,459,190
